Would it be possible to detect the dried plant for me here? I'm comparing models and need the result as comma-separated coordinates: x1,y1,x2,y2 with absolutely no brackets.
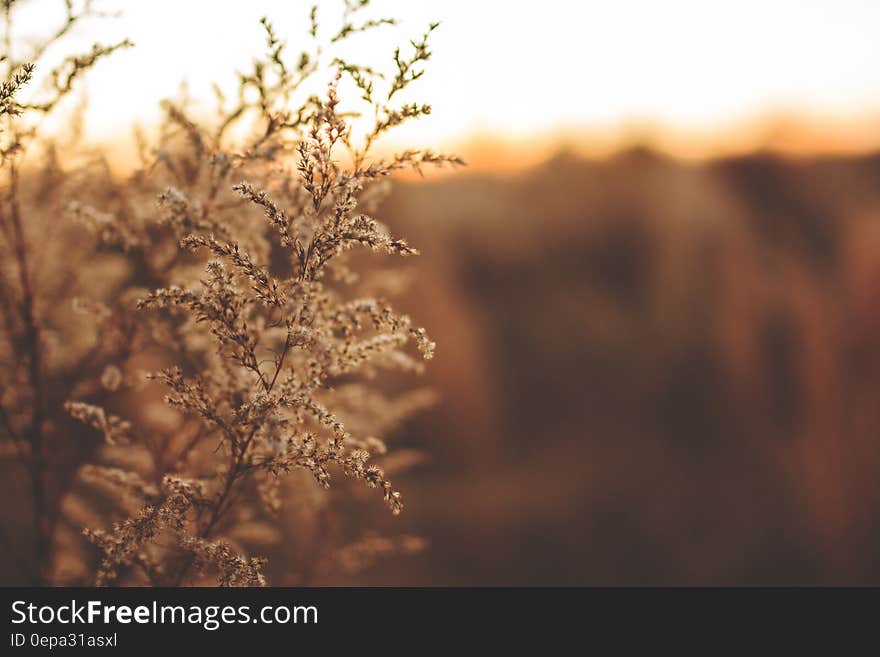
1,0,132,584
0,0,461,586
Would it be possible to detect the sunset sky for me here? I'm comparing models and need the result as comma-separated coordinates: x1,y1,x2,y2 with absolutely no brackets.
8,0,880,165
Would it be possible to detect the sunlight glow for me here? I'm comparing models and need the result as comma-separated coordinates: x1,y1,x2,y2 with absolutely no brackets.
8,0,880,165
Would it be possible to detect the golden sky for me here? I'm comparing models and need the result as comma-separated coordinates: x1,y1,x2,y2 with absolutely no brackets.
8,0,880,166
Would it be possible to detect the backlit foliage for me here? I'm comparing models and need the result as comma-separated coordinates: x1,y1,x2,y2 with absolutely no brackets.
0,0,461,586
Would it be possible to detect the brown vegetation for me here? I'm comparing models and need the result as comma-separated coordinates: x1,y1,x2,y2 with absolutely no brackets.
1,0,459,586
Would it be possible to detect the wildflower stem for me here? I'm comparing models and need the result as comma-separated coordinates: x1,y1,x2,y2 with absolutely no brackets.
7,161,51,584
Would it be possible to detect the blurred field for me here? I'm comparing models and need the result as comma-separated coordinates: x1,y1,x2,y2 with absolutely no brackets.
332,146,880,585
5,145,880,585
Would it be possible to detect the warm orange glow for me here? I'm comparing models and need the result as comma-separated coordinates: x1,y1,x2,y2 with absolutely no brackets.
9,0,880,169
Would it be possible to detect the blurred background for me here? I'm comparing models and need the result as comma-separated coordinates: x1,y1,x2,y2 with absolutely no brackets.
5,0,880,585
